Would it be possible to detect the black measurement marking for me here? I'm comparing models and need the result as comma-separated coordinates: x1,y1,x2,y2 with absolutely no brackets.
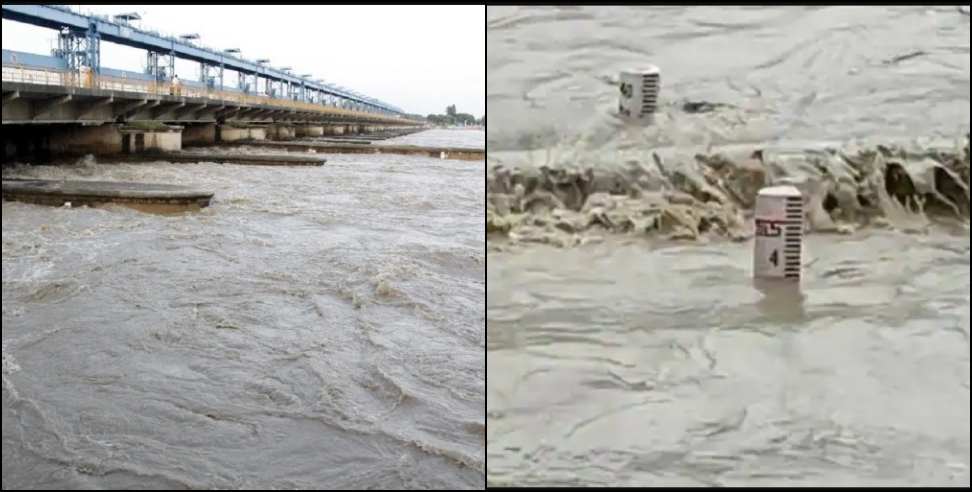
620,83,633,99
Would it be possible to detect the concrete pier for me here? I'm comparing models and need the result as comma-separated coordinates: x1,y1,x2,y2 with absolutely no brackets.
309,138,372,145
2,178,214,213
45,124,125,156
219,125,266,143
1,122,426,164
229,141,485,161
324,125,347,136
322,128,424,141
119,151,327,167
2,123,186,161
266,124,297,141
182,123,217,146
119,125,181,153
295,125,324,137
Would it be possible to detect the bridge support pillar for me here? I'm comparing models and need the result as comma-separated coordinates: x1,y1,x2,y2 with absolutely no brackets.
46,124,123,156
219,124,266,143
183,123,217,147
296,125,324,137
266,124,296,141
325,125,346,136
118,126,182,153
26,124,183,157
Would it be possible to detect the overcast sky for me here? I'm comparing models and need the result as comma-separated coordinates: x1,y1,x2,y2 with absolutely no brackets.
1,5,485,117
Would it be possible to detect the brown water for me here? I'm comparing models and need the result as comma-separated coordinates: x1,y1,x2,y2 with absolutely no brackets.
380,129,487,150
2,130,486,489
487,5,970,487
487,5,970,151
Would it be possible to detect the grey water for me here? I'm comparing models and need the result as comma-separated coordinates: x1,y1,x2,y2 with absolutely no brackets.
487,6,970,487
2,129,486,489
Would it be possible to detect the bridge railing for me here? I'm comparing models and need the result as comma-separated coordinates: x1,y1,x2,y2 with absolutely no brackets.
2,64,415,124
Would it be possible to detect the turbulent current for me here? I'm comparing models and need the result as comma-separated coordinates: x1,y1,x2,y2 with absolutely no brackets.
487,6,970,487
2,129,486,489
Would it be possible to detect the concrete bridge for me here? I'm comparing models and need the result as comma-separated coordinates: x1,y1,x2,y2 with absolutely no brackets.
2,5,426,160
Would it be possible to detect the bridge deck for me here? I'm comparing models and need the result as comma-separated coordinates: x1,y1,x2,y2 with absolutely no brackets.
2,66,412,125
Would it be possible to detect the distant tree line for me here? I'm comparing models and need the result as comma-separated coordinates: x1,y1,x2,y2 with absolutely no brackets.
425,105,484,127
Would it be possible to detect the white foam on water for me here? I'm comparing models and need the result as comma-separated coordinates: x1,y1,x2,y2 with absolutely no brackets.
2,341,22,400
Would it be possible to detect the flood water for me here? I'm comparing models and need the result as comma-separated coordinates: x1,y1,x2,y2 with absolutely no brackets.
2,129,486,489
487,6,970,487
380,129,486,150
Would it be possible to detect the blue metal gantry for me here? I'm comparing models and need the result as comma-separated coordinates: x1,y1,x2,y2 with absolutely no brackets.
1,4,405,116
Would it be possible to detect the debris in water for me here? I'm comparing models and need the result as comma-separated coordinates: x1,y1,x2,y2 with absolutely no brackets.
883,51,928,65
682,100,735,114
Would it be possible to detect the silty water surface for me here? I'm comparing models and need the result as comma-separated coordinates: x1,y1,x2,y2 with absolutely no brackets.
487,6,970,486
2,129,486,489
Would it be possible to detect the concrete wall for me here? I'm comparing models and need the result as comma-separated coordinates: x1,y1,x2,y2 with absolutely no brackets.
183,123,217,146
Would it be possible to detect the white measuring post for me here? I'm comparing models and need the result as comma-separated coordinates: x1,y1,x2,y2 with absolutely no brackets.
753,186,804,281
618,65,660,122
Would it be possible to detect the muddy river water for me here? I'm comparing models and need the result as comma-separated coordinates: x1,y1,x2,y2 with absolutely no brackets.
487,6,970,486
2,129,485,489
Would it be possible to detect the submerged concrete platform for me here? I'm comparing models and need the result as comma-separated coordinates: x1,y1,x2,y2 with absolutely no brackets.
309,138,373,145
229,141,485,161
113,151,327,167
2,178,214,213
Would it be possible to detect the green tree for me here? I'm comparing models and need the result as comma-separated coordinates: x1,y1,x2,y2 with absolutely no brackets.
446,104,457,117
426,114,448,126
